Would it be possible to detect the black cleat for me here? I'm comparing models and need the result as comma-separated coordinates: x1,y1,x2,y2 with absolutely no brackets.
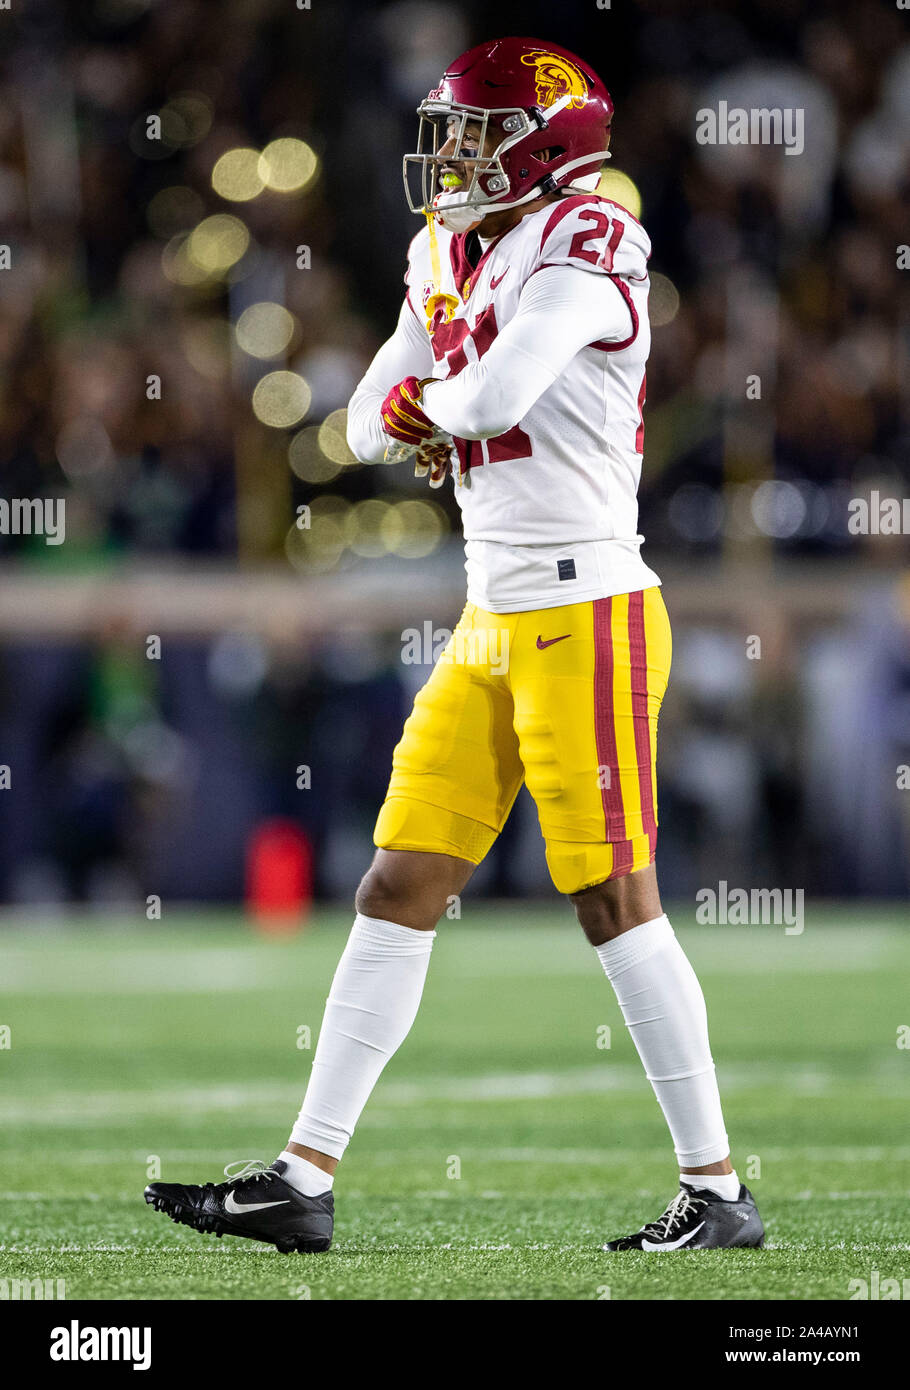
145,1159,333,1253
605,1182,764,1251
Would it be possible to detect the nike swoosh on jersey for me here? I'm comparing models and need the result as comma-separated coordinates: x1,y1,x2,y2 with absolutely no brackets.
223,1191,292,1216
536,633,571,649
641,1221,705,1252
490,268,509,289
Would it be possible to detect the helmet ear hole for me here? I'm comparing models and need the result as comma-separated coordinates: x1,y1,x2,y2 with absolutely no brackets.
531,146,566,163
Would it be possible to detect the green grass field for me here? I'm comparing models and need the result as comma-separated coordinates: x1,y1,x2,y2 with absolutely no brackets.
1,903,908,1300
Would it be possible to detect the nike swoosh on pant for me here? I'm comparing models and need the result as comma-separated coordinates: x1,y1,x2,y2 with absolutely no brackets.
223,1192,292,1216
641,1221,706,1251
536,634,571,649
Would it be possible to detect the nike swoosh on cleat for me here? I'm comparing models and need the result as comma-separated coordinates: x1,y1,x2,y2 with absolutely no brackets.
641,1221,705,1252
536,634,571,649
223,1192,292,1216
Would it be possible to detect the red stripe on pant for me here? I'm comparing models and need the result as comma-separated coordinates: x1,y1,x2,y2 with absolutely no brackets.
628,590,657,854
593,596,632,873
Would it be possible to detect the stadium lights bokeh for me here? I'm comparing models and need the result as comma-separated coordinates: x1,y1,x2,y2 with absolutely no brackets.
162,232,214,286
159,93,214,149
596,168,642,219
288,413,360,484
252,370,312,428
649,272,681,326
212,148,266,202
258,138,320,194
235,302,298,358
317,411,359,467
285,494,448,573
289,427,345,484
212,139,321,200
187,213,250,274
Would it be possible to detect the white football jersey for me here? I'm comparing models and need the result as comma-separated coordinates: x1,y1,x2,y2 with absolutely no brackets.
405,193,660,612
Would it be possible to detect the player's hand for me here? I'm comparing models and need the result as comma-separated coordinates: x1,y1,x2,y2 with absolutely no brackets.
380,376,436,446
413,435,453,489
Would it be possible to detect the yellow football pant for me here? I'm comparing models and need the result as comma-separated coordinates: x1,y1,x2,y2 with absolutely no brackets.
374,587,672,894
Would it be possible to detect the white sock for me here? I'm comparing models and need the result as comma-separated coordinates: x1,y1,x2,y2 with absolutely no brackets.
595,914,730,1168
680,1170,741,1201
290,913,436,1161
277,1150,334,1196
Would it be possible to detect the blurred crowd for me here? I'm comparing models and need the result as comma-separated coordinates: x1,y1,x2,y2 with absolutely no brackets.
1,0,908,559
2,575,909,906
0,0,908,905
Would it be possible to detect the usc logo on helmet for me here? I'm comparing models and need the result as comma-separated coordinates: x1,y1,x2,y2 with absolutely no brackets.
520,51,588,110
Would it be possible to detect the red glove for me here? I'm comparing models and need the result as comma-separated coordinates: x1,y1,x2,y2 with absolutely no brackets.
380,376,436,446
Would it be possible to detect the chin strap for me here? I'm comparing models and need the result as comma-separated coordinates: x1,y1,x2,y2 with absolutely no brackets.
431,190,486,234
430,148,612,232
431,181,543,233
426,206,443,279
422,208,462,326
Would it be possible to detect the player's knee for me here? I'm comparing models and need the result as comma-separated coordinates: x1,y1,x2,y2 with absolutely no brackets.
354,850,465,930
568,863,662,946
354,859,412,923
570,880,622,944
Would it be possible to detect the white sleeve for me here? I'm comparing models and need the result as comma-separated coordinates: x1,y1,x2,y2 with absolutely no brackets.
421,264,634,441
346,298,435,464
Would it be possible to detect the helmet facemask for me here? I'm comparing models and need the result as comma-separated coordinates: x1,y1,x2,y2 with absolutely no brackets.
404,96,611,233
404,100,565,233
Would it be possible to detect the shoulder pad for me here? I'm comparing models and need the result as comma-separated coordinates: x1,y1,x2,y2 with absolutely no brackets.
535,194,650,280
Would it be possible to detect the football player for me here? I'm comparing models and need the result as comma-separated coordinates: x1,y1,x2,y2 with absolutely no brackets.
146,36,763,1256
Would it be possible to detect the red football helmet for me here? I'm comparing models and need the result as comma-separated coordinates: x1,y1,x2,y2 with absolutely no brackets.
403,36,614,232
